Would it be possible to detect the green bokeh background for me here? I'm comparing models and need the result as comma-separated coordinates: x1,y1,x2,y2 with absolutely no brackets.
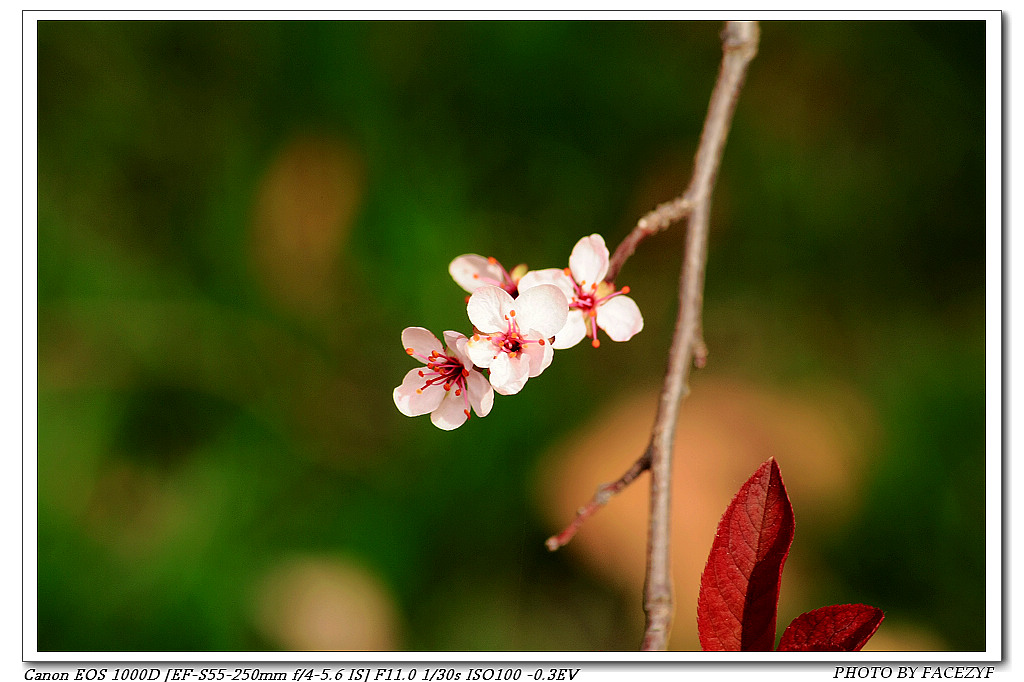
36,20,988,652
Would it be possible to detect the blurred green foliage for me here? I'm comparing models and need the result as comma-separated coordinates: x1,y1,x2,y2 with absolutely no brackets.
36,20,987,651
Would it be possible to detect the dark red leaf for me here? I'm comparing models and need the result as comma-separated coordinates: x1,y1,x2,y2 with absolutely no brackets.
697,458,795,651
777,604,885,651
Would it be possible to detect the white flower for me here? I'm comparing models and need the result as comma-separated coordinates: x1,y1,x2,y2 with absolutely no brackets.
465,284,568,395
394,327,494,430
518,234,643,349
449,254,525,297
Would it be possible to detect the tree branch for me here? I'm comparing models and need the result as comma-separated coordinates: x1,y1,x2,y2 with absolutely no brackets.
544,21,759,652
547,24,759,570
641,19,760,652
546,24,760,580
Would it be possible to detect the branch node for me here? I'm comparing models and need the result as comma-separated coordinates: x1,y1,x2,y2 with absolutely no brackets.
693,337,708,369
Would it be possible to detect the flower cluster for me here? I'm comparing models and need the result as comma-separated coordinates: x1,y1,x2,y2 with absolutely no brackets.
394,234,644,429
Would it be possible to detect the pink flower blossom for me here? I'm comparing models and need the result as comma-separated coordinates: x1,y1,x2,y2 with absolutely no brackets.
465,284,568,395
449,254,526,297
394,327,493,430
518,233,643,349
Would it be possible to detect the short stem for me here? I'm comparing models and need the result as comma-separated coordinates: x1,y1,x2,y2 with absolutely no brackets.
545,449,651,552
606,197,693,283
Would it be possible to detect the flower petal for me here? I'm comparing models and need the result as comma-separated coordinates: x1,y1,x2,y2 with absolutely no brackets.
523,339,554,378
467,285,515,333
513,284,568,339
518,268,575,301
488,352,530,395
466,334,497,368
465,369,494,417
449,254,506,294
568,234,609,287
552,309,587,349
449,333,475,370
393,368,444,416
401,327,443,361
596,295,644,342
430,388,469,430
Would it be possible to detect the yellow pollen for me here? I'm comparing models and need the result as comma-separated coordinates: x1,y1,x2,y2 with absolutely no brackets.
487,256,497,265
416,388,423,394
563,267,571,276
510,309,516,317
472,273,480,279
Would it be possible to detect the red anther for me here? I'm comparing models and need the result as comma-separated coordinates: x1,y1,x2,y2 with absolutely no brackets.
418,370,424,377
538,339,546,346
462,369,469,377
487,256,497,265
472,334,480,341
592,338,601,348
472,273,480,279
464,409,471,418
443,382,451,391
621,285,631,294
509,309,516,317
504,315,509,321
589,309,597,317
590,282,597,290
563,267,571,276
405,347,415,355
455,389,462,397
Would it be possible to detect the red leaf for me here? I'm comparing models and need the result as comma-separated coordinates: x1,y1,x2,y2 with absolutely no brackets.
778,604,885,651
697,458,795,651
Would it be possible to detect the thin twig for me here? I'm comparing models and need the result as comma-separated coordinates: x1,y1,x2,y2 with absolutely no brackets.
641,20,760,652
605,197,693,284
545,448,651,551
